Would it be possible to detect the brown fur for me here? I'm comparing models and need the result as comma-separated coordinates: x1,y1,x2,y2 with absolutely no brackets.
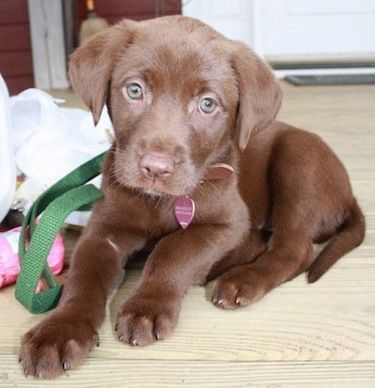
19,16,365,378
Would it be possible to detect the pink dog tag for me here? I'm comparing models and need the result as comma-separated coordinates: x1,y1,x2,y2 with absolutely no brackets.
173,195,195,229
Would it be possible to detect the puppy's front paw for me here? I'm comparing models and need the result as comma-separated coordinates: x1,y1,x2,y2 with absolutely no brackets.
212,267,267,310
19,314,99,379
116,293,179,347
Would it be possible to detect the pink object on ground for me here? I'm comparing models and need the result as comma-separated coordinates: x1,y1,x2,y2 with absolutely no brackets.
0,226,64,289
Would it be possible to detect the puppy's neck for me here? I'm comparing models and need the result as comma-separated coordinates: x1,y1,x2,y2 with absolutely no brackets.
202,142,238,181
203,163,234,180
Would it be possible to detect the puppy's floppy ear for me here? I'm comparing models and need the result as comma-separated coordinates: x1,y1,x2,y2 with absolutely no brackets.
69,20,136,125
231,42,282,151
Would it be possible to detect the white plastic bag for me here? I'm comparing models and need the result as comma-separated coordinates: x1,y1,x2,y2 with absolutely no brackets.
12,88,112,202
0,74,16,223
0,77,113,225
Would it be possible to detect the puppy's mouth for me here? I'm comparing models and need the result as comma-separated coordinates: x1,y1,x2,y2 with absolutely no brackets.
136,183,174,197
113,163,199,197
128,163,235,197
134,174,198,197
114,159,234,198
113,149,199,197
113,149,233,197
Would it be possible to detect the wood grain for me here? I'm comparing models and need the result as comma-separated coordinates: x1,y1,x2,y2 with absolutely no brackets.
0,51,33,77
0,81,374,386
76,0,182,25
0,24,31,52
0,0,29,25
3,76,34,97
0,0,34,95
0,357,374,387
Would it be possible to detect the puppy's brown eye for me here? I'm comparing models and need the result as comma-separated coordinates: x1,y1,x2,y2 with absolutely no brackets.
199,97,217,114
126,83,143,100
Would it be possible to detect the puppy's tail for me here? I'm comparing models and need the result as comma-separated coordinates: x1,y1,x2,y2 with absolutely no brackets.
307,200,365,283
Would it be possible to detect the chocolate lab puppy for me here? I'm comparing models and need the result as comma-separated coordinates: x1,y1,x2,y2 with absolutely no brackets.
19,16,365,378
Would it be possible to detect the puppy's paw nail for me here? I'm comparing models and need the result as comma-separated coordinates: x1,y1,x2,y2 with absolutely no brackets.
63,360,70,371
132,338,138,346
212,297,218,304
217,299,224,305
235,297,241,305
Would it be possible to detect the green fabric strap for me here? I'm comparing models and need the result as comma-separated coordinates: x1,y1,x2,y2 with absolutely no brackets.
15,152,106,314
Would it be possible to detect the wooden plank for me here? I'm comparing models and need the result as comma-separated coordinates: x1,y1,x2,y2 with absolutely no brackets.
27,0,69,89
96,0,158,16
0,2,33,95
0,51,33,77
1,259,374,362
4,76,34,96
0,0,29,25
162,0,182,14
76,0,181,27
0,357,374,387
94,0,181,17
1,81,374,384
0,24,31,52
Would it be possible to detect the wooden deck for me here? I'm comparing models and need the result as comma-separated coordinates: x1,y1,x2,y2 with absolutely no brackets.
0,81,374,387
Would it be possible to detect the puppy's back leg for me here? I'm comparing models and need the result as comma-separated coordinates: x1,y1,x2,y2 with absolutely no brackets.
212,135,319,309
205,228,269,282
211,215,314,309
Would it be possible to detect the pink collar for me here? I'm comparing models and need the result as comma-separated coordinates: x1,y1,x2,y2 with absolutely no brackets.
203,163,234,180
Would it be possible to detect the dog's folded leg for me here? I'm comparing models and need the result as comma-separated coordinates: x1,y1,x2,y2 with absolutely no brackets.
116,223,242,347
205,228,269,282
212,227,313,310
19,210,145,379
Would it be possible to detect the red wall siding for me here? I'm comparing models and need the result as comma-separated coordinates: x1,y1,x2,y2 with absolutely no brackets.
0,0,34,95
0,0,182,95
77,0,182,26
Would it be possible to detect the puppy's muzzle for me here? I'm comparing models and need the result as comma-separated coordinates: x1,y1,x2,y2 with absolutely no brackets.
139,152,175,181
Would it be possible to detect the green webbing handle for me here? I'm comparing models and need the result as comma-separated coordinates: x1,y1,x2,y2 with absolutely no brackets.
15,152,106,314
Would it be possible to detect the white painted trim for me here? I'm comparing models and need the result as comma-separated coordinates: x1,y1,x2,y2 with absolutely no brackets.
274,67,375,79
183,0,261,53
251,0,264,56
28,0,69,89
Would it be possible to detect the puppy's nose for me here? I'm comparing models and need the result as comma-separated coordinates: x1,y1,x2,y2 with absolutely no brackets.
139,153,175,180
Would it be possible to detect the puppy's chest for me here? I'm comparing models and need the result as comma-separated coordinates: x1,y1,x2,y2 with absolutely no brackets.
113,193,219,238
114,195,179,237
144,201,180,236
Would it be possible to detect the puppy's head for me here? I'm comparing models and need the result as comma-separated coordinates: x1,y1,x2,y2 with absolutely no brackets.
69,16,282,196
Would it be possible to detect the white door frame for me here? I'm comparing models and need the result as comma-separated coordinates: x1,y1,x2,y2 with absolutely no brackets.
183,0,375,77
28,0,69,89
183,0,264,55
